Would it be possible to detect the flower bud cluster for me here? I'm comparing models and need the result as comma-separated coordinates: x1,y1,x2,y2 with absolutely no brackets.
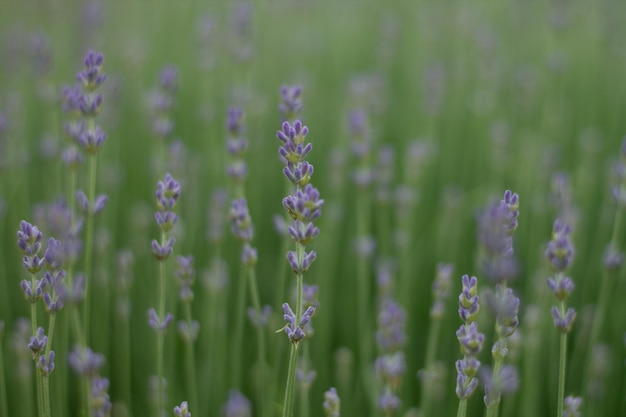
455,274,485,400
546,219,576,333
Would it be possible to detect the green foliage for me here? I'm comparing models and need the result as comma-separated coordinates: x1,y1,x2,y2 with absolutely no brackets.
1,1,625,416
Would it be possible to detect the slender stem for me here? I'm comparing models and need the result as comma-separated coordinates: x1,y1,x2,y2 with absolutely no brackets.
456,398,467,417
247,266,267,417
156,229,168,417
183,302,198,414
557,330,567,417
29,273,44,417
419,318,442,416
83,153,97,341
231,265,247,389
282,342,300,417
0,328,8,417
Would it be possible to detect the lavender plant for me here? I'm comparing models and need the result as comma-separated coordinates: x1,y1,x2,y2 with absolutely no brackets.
545,219,576,417
455,274,485,417
150,173,181,417
277,119,323,417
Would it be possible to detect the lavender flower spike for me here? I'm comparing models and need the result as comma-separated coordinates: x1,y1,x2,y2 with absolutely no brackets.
323,387,340,417
174,400,191,417
282,303,316,344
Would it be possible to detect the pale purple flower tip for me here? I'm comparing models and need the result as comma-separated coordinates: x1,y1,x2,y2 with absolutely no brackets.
248,305,272,328
282,303,316,343
545,219,574,272
77,50,106,91
156,173,182,211
482,364,519,406
91,376,112,417
78,125,107,153
456,322,485,356
28,327,48,356
62,146,85,167
68,345,104,376
459,274,480,323
159,66,179,92
547,276,574,300
376,300,406,353
551,306,576,333
378,391,401,415
151,237,176,260
226,107,245,136
178,320,199,342
455,357,481,399
20,277,47,302
286,250,317,274
38,350,55,376
279,85,303,119
282,184,324,223
563,395,583,417
229,198,254,242
374,351,405,384
174,400,191,417
603,244,623,271
323,387,340,417
17,220,43,256
272,214,289,237
148,308,174,332
223,390,251,417
241,243,257,266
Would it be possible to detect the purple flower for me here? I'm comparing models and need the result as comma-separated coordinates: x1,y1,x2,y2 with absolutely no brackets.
374,352,405,388
279,85,303,120
226,107,245,136
455,358,481,399
77,51,106,91
91,376,112,417
430,263,453,319
377,390,401,415
17,221,43,256
247,305,272,328
282,303,316,344
223,390,251,417
77,125,107,154
376,299,406,353
156,173,182,211
286,249,317,274
456,322,485,356
277,120,312,184
159,66,179,92
481,364,519,406
458,274,480,323
28,327,48,357
563,395,583,417
282,184,324,224
178,320,199,342
545,219,574,272
229,198,254,242
20,276,47,302
148,308,174,332
551,307,576,333
174,401,191,417
38,351,55,376
68,345,105,377
151,237,176,260
323,387,340,417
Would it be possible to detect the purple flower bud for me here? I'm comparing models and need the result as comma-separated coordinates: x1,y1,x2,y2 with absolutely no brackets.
563,395,583,417
241,243,257,266
482,364,519,406
178,320,199,343
155,211,178,232
151,237,176,261
62,145,84,167
547,276,575,301
226,107,245,136
282,184,324,223
77,51,106,91
323,387,340,417
155,173,181,211
282,303,316,344
148,308,174,332
222,390,251,417
28,327,47,357
545,219,574,272
43,291,64,314
378,391,401,415
375,351,405,388
456,322,485,356
17,220,43,256
159,66,178,92
459,274,480,323
77,125,106,153
551,306,576,333
229,198,254,242
38,350,55,376
248,305,272,328
174,400,191,417
279,85,303,120
603,244,623,271
68,345,104,376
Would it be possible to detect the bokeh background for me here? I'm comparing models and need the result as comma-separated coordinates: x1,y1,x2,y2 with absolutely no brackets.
1,1,625,416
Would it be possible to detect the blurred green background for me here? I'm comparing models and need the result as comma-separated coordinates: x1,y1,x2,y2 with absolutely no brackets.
1,0,625,416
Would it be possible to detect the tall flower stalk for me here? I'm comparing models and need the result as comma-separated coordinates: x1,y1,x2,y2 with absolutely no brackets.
545,220,576,417
149,173,181,417
419,263,453,416
277,120,323,417
455,274,485,417
477,190,521,417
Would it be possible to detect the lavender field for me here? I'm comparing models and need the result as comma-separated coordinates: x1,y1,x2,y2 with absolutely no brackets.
1,1,625,417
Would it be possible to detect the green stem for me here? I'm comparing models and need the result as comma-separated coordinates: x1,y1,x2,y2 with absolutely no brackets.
156,231,168,417
83,153,97,341
456,398,467,417
0,328,8,417
183,303,198,414
29,273,44,417
419,318,442,416
282,342,300,417
231,265,247,389
557,329,567,417
247,266,267,417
